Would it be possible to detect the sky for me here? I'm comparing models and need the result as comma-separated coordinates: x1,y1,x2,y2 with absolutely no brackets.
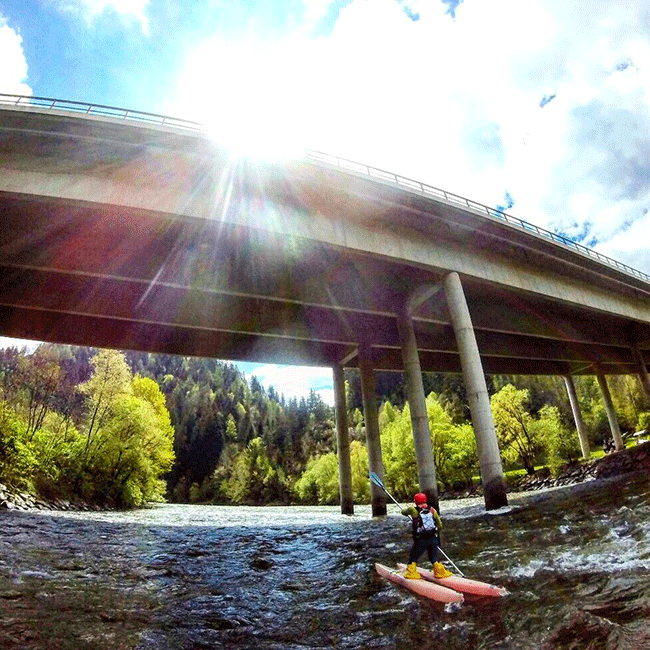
1,0,650,403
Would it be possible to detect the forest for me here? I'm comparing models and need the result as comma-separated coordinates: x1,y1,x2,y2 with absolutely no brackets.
0,343,648,507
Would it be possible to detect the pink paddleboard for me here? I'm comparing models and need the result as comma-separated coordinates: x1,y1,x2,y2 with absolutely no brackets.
397,563,507,597
375,563,464,603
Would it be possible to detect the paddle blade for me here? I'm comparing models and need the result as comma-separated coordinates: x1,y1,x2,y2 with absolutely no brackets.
369,472,385,489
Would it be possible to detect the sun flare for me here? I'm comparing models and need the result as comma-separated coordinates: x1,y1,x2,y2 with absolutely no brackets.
176,39,318,161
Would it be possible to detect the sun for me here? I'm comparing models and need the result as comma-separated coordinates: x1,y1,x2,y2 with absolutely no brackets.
176,39,315,162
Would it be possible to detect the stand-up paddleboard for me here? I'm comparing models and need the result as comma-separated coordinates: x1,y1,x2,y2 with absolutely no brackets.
375,563,464,603
396,563,507,597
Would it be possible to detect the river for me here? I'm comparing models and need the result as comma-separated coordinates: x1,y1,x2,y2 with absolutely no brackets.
1,471,649,649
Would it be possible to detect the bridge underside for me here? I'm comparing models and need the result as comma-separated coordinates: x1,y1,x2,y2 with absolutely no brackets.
2,191,648,375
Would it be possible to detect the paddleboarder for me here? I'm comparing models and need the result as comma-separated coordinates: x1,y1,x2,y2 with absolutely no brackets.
401,492,452,580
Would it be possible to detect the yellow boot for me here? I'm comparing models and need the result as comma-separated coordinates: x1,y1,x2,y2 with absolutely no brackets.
433,561,453,578
404,562,421,580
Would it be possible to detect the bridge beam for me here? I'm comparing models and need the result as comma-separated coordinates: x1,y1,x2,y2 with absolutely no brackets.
563,374,591,459
595,368,625,451
443,272,508,510
333,364,354,515
397,307,439,512
359,343,387,516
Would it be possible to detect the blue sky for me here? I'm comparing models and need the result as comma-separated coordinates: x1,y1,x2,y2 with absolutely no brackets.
2,0,650,403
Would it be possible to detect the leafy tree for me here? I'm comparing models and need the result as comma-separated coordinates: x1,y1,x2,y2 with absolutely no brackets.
608,375,644,432
381,394,478,496
79,349,133,454
0,402,36,489
491,384,543,474
349,439,370,502
78,371,174,506
533,405,581,474
296,453,339,504
226,437,287,504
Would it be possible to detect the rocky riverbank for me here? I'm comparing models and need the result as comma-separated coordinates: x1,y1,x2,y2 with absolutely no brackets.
437,440,650,500
0,484,108,512
515,439,650,491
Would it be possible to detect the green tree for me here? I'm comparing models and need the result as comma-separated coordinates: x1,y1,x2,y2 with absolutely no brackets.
381,394,478,495
75,355,174,506
9,348,62,440
491,384,543,474
0,402,36,489
533,405,581,474
226,437,286,504
79,349,133,454
81,377,174,506
349,439,370,502
295,453,339,504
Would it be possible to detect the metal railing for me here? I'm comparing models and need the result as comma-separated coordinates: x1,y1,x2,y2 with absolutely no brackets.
2,92,649,285
0,93,204,131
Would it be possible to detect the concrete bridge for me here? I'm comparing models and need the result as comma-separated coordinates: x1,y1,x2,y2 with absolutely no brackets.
1,95,650,514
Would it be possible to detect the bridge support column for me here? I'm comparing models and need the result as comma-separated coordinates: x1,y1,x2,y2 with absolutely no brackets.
359,343,387,516
632,347,650,406
443,272,508,510
563,375,590,459
397,308,439,512
333,364,354,515
595,369,624,451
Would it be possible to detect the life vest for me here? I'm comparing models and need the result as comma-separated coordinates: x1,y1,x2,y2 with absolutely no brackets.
414,506,438,538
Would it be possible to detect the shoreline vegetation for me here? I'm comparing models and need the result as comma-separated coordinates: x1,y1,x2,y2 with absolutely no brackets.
1,344,649,513
2,441,648,513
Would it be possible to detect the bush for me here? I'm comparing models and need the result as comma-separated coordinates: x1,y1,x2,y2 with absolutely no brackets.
0,403,37,490
295,453,339,504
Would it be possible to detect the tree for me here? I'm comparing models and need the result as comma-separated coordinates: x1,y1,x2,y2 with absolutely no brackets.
79,349,133,454
15,348,61,440
491,384,543,474
380,394,478,496
296,453,339,504
534,405,581,475
226,437,287,504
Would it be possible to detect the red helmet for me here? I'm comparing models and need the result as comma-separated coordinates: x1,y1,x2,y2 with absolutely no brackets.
414,492,427,505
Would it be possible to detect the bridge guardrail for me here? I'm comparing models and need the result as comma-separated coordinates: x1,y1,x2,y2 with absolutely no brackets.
1,92,648,285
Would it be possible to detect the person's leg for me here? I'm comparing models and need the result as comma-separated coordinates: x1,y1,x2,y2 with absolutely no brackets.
405,538,427,579
431,537,452,577
408,538,427,565
426,538,439,564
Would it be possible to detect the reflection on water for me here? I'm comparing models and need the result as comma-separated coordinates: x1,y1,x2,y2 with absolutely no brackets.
1,472,649,649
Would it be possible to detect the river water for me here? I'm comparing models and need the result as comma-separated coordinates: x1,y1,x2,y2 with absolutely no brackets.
1,471,650,649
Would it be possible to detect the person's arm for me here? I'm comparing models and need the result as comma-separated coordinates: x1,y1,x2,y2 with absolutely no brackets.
433,509,443,531
401,505,418,518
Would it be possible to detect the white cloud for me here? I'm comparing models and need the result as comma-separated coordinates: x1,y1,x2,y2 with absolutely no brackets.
303,0,337,23
242,363,334,405
0,15,31,96
172,0,650,274
55,0,150,35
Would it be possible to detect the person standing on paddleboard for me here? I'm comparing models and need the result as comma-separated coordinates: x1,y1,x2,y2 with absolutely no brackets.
401,493,452,580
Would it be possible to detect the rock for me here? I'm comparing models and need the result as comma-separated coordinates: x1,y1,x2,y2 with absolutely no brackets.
250,557,273,570
0,590,24,600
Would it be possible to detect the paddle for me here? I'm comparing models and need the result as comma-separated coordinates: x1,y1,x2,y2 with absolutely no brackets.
369,471,465,576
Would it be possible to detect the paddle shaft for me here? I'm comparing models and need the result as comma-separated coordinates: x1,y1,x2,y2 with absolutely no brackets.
369,472,465,576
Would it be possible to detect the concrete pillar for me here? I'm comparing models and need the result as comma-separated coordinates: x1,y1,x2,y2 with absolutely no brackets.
563,375,590,459
396,308,439,512
358,343,387,516
443,272,508,510
333,364,354,515
595,369,625,451
632,347,650,407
